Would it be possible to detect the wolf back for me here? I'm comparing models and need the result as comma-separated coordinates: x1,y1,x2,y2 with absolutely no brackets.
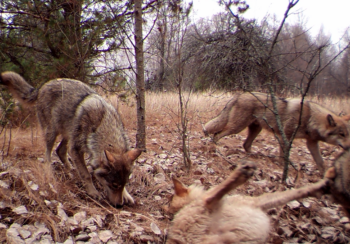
0,71,141,207
204,92,350,174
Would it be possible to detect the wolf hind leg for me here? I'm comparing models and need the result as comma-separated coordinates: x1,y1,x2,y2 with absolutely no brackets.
255,179,328,211
70,146,101,199
44,129,58,164
213,118,254,143
243,122,262,153
56,138,70,167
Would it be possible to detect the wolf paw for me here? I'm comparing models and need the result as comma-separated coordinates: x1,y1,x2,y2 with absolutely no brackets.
239,161,257,177
86,185,102,200
123,188,135,205
203,128,209,137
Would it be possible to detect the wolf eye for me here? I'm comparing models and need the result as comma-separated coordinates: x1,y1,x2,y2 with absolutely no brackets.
111,183,120,189
340,132,345,137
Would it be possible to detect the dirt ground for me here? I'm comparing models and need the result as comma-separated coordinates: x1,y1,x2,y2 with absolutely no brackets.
1,94,350,243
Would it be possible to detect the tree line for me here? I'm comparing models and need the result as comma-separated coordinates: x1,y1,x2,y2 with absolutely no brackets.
1,0,349,96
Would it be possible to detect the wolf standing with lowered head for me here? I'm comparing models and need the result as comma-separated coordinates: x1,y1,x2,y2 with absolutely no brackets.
204,92,350,175
0,71,142,207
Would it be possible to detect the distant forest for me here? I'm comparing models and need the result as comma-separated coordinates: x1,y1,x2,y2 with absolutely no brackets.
1,0,350,96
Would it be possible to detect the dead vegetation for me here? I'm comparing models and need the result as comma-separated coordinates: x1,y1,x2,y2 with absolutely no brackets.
1,92,350,243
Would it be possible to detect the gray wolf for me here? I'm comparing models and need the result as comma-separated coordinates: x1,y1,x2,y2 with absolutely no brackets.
0,71,142,207
204,92,350,175
326,151,350,217
166,161,335,244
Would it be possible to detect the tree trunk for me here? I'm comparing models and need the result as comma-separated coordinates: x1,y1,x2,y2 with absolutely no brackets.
134,0,146,150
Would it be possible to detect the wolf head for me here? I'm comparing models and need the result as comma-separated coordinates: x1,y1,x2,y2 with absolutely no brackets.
165,178,205,214
94,149,142,207
321,114,350,150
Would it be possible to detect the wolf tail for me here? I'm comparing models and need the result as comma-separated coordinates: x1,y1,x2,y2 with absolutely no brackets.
203,95,238,135
0,71,38,106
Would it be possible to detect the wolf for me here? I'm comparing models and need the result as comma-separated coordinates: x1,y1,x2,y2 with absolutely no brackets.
326,151,350,217
166,161,336,244
204,92,350,175
0,71,142,207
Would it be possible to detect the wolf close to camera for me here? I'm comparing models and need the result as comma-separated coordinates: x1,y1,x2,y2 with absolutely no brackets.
0,71,142,207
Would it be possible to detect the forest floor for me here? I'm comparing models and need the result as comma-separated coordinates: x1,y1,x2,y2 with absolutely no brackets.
1,92,350,243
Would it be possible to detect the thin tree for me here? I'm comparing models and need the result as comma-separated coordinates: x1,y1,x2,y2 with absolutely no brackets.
220,0,350,182
134,0,146,150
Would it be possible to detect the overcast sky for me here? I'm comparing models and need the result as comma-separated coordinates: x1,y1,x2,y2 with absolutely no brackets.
190,0,350,43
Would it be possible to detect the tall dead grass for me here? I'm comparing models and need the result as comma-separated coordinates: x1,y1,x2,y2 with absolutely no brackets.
3,91,349,132
115,91,232,130
114,92,350,133
309,96,350,115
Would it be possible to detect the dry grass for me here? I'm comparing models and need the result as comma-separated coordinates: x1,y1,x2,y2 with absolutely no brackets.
309,96,350,115
117,91,232,133
102,91,350,133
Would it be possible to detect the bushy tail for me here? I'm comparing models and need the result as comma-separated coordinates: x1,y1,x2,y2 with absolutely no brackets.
0,71,38,106
203,96,238,135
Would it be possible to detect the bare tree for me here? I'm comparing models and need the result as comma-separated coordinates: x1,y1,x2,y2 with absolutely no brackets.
174,12,192,171
134,0,146,150
221,0,350,181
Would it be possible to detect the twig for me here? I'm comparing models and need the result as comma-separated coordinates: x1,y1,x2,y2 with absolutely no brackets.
215,147,237,166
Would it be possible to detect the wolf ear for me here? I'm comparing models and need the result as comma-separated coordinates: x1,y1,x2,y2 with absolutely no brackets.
126,149,142,162
105,150,115,163
327,114,336,127
172,178,189,197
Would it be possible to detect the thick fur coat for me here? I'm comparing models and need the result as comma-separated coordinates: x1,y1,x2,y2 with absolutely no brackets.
167,161,335,244
326,151,350,217
0,71,141,207
204,92,350,174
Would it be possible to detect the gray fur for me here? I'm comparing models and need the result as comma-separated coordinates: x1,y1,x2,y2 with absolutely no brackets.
327,152,350,217
0,71,142,207
204,92,350,175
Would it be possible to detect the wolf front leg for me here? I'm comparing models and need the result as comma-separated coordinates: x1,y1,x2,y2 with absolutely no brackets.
70,147,102,200
204,161,256,209
306,139,325,176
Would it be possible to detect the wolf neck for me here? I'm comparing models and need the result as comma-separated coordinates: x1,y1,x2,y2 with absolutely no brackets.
308,103,335,128
187,185,207,203
77,95,129,159
89,114,129,154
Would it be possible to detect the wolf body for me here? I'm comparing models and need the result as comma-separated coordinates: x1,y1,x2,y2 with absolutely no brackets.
0,71,141,207
326,151,350,217
204,92,350,174
166,161,334,244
